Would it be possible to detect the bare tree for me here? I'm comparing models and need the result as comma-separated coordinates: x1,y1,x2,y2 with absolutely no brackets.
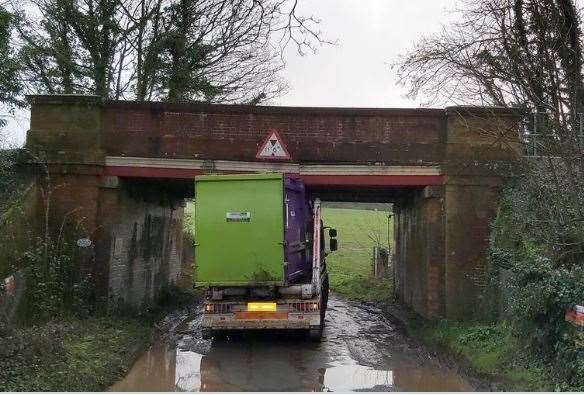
397,1,582,112
8,0,329,104
396,0,584,265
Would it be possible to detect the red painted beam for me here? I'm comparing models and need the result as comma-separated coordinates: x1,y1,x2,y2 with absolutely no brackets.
104,166,444,186
300,174,444,187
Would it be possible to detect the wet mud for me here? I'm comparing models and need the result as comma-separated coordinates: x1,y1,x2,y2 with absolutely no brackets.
110,295,475,392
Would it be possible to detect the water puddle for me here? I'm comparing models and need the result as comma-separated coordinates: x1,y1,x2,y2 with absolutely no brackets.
110,296,475,392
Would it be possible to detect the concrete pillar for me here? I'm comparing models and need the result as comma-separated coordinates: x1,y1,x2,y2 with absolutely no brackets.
105,182,186,307
93,176,122,297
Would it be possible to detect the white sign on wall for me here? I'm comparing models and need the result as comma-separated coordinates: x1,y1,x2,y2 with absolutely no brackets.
76,238,92,248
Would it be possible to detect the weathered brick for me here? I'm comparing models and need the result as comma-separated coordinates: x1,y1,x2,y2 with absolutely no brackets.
24,96,521,319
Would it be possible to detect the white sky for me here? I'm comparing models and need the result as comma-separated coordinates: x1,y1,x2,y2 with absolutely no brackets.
276,0,459,108
2,0,459,147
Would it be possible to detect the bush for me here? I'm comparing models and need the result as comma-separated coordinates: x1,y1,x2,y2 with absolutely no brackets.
19,238,98,323
490,183,584,390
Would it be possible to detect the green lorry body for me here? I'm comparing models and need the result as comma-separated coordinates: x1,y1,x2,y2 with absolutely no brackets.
194,173,285,286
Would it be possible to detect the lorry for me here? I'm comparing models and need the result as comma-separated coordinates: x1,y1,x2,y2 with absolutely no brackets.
194,173,338,341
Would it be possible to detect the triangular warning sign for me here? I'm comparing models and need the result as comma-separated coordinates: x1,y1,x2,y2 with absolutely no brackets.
256,129,291,160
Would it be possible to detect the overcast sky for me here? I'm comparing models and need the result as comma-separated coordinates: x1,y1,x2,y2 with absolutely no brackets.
3,0,459,147
277,0,458,108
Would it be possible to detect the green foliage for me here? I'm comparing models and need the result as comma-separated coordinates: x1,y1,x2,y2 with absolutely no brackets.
0,7,22,108
0,150,38,279
0,316,152,391
419,321,551,390
10,0,322,103
20,238,98,323
0,150,31,209
489,183,584,390
0,279,198,391
328,273,392,303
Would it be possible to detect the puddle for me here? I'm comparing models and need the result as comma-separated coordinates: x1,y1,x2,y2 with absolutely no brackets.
110,296,475,392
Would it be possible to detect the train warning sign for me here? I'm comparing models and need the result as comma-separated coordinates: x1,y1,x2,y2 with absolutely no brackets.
256,130,291,160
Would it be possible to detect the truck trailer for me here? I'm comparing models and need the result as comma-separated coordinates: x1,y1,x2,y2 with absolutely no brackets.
194,173,337,341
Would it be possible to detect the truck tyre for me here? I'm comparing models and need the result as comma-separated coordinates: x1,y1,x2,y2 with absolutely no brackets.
309,287,326,342
320,279,328,327
309,327,323,342
323,275,329,310
201,329,213,340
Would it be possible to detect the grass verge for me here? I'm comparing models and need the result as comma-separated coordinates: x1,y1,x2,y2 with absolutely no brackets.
413,320,553,391
0,315,153,391
322,206,393,302
1,287,199,391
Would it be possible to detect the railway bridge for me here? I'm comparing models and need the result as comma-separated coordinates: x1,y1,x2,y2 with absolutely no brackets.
24,95,520,319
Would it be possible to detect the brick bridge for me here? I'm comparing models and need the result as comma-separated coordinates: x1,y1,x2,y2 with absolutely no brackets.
25,95,519,320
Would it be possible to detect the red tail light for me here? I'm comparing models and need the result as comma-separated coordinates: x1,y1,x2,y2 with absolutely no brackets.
203,303,231,314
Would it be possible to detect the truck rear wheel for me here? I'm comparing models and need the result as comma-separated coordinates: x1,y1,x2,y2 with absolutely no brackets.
309,286,327,342
309,327,323,341
323,275,329,310
202,329,211,340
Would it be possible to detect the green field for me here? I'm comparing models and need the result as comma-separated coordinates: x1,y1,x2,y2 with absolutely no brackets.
321,207,393,302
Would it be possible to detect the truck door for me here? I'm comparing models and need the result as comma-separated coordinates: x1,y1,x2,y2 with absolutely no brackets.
284,177,308,283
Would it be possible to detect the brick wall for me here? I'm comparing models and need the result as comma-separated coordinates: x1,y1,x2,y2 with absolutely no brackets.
443,181,500,319
393,187,445,317
102,102,447,166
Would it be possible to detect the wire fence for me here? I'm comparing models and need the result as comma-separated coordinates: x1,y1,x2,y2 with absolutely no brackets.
522,112,584,157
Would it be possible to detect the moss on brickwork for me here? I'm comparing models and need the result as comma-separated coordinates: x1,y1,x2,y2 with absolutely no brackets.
27,101,104,164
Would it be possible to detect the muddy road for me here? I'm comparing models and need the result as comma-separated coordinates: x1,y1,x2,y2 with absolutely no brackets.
110,295,475,392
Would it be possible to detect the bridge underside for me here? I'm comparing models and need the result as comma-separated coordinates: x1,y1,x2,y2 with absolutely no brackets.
24,95,519,320
79,166,494,320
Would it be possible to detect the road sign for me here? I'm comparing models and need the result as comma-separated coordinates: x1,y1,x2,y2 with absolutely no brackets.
77,238,92,248
256,130,291,160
